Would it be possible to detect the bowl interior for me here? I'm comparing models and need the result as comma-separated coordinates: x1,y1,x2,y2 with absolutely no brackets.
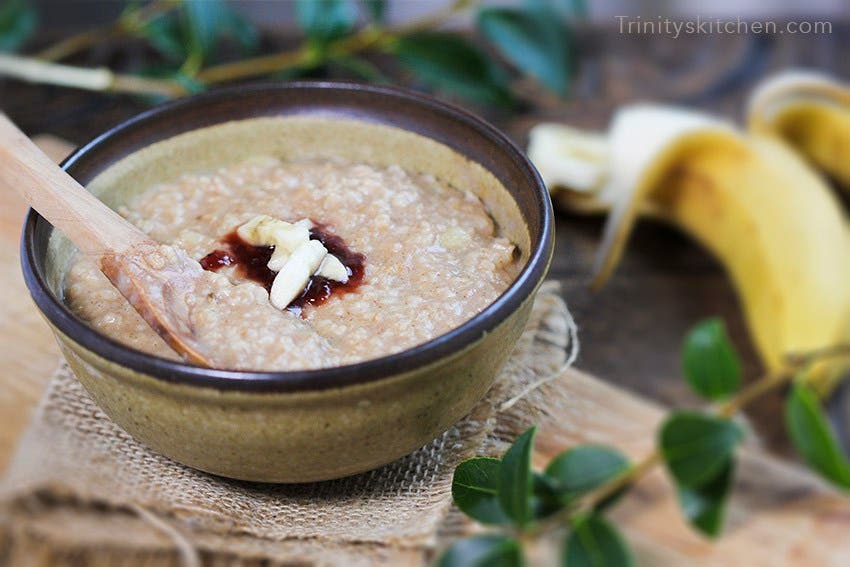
26,82,553,389
44,115,530,292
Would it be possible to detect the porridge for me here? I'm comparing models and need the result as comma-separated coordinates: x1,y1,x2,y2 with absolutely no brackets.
65,156,521,370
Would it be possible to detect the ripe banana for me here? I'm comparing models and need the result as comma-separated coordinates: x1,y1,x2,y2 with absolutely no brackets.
749,71,850,189
528,104,850,392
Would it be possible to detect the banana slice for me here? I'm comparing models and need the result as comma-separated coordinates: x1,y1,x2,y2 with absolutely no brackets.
237,215,310,247
748,70,850,189
270,240,328,310
315,254,349,282
238,215,312,271
236,215,349,311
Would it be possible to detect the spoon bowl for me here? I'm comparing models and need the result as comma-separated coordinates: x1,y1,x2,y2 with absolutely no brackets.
0,114,215,366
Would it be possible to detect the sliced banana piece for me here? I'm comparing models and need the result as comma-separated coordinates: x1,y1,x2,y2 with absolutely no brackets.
236,215,349,310
270,240,328,310
238,215,312,272
315,254,349,282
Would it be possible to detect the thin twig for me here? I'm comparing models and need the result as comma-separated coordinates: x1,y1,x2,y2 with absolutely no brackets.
581,451,662,511
718,370,789,417
198,0,474,85
37,28,122,62
529,450,661,536
530,342,850,536
392,0,479,34
2,0,475,97
784,343,850,368
196,48,313,84
111,73,187,97
0,53,186,97
36,0,178,62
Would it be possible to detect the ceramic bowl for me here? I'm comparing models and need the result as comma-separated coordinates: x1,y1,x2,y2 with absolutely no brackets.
21,82,554,482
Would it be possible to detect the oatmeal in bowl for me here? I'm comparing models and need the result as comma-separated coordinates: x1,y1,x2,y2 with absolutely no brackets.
65,154,521,371
23,83,552,481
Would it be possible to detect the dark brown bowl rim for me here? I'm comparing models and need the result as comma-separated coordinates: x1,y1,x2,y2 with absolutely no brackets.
21,81,554,393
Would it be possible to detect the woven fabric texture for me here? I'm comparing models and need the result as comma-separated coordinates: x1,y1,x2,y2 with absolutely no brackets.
0,282,572,566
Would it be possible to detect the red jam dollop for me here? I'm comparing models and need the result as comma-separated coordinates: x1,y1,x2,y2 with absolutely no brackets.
200,224,365,314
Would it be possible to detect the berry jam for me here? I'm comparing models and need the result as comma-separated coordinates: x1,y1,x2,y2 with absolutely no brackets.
199,224,365,314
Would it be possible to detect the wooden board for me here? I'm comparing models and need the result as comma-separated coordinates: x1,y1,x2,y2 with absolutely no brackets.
0,136,65,472
537,368,850,565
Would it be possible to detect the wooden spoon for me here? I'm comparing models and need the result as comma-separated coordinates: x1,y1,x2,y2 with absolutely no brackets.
0,114,214,367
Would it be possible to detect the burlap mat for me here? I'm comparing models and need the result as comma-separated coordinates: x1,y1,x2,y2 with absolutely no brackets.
0,282,575,566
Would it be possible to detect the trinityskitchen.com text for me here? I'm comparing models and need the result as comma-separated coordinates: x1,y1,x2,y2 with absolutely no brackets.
616,16,832,38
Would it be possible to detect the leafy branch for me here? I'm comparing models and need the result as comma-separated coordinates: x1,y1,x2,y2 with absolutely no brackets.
442,318,850,566
0,0,583,107
34,0,180,62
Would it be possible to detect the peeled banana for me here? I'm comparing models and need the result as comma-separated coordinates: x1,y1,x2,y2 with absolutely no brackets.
749,71,850,189
529,104,850,392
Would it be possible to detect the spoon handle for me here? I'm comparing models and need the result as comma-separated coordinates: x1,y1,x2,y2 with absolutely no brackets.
0,113,150,256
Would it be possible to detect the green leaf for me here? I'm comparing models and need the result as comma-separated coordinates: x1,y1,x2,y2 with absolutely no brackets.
525,0,588,20
499,427,536,528
362,0,386,23
392,32,513,108
332,55,389,83
222,10,259,54
531,471,564,520
172,71,206,95
452,457,512,525
439,535,523,567
140,14,187,62
678,459,734,538
295,0,357,45
477,7,569,96
660,412,743,488
682,318,742,401
563,514,633,567
785,383,850,489
183,0,228,59
0,0,37,53
545,445,630,503
138,1,256,71
134,65,204,105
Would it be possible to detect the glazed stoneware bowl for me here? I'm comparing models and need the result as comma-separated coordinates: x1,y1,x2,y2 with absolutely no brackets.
21,82,554,483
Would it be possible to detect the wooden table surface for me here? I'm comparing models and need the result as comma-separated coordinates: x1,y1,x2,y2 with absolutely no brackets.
3,25,850,468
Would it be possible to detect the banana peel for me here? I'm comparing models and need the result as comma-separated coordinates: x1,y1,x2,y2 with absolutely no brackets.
749,70,850,189
529,104,850,393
